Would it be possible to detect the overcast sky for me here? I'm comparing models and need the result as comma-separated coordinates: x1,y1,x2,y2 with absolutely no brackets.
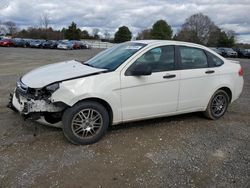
0,0,250,43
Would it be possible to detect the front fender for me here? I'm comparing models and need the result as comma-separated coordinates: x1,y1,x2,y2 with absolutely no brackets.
50,74,122,124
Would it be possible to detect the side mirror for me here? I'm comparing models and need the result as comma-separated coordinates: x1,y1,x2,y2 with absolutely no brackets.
130,64,152,76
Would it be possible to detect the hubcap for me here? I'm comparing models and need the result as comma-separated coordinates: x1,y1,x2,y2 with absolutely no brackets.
211,94,227,117
71,108,103,139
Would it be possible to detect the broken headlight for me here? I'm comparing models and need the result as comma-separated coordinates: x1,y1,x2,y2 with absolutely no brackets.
46,83,59,92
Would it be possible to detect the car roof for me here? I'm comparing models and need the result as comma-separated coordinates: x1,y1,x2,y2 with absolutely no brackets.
129,40,226,61
131,40,206,48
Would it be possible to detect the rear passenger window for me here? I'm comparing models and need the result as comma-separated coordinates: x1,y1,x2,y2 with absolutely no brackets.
179,46,208,69
208,52,224,67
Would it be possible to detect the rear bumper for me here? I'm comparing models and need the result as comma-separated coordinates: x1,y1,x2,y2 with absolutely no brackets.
232,77,244,102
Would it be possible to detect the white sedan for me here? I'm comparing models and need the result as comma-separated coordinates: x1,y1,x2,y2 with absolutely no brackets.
8,40,244,145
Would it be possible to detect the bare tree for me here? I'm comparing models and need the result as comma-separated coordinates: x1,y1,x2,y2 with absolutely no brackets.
104,30,110,40
92,28,100,39
226,30,236,39
207,26,221,46
0,20,6,35
40,13,50,29
137,29,152,40
176,13,216,45
4,21,18,36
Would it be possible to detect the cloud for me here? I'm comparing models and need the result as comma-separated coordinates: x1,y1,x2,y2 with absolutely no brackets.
0,0,249,42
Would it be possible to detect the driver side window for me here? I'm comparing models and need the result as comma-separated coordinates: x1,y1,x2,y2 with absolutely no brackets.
126,45,175,75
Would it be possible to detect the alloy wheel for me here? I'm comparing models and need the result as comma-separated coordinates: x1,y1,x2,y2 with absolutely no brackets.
71,108,103,139
211,94,227,117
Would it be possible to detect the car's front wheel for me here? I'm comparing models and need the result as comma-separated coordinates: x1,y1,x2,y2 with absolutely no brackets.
62,101,109,145
204,90,229,120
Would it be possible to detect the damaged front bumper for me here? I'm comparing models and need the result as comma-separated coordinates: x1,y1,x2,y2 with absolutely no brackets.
8,88,66,126
13,89,61,114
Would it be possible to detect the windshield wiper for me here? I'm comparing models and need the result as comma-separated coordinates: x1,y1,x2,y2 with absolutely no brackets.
75,59,84,63
83,63,95,68
77,60,109,70
75,59,95,67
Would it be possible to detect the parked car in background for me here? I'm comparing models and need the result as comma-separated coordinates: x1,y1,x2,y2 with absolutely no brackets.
233,48,250,58
30,40,45,48
0,39,15,47
8,40,244,145
57,41,74,50
79,41,91,49
218,48,238,58
71,41,82,49
13,38,30,47
42,40,58,49
0,37,92,50
70,41,92,49
209,47,223,56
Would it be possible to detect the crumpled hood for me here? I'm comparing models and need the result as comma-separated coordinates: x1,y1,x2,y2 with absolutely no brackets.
21,60,106,88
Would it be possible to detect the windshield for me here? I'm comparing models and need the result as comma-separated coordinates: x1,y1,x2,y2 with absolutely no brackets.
85,42,147,71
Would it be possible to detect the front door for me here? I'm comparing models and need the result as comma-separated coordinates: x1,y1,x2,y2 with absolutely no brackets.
120,45,180,121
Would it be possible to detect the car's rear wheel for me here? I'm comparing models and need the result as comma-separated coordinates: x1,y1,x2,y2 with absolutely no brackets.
62,101,109,145
204,90,229,120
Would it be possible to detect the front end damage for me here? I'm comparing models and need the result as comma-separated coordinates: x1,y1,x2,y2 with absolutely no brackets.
7,80,67,127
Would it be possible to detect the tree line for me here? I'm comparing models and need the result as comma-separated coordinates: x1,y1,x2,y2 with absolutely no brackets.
137,13,236,47
0,13,242,47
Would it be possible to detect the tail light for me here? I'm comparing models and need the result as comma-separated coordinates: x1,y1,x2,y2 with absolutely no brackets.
238,67,243,76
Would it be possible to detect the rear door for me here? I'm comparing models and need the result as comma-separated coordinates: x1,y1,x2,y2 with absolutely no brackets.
177,46,221,111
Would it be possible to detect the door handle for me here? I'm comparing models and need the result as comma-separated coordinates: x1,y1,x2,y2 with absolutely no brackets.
163,74,176,79
205,70,215,74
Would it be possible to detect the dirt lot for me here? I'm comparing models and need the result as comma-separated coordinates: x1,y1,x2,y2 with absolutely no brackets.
0,47,249,188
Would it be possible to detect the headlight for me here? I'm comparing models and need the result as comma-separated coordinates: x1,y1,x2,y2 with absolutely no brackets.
46,83,59,92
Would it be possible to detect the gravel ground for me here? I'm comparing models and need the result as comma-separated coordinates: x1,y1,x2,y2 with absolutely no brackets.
0,47,249,188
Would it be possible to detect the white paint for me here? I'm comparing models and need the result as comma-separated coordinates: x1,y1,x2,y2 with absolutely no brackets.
13,40,244,125
21,60,106,88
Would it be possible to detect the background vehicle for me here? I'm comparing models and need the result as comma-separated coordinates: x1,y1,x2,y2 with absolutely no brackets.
29,40,45,48
0,37,92,50
234,48,250,58
42,40,58,49
79,41,91,49
218,47,238,57
13,38,30,47
57,41,74,50
0,39,14,47
9,40,244,145
209,47,223,56
71,41,81,49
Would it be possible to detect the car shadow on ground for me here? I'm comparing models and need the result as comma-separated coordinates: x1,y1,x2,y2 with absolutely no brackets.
108,112,205,132
20,111,204,135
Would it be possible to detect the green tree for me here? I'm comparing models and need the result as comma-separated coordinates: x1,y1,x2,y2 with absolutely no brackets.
65,22,81,40
114,26,132,43
217,30,235,47
151,20,172,40
207,27,236,47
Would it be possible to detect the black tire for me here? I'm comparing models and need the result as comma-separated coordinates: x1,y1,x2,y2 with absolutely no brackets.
62,101,109,145
203,90,229,120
